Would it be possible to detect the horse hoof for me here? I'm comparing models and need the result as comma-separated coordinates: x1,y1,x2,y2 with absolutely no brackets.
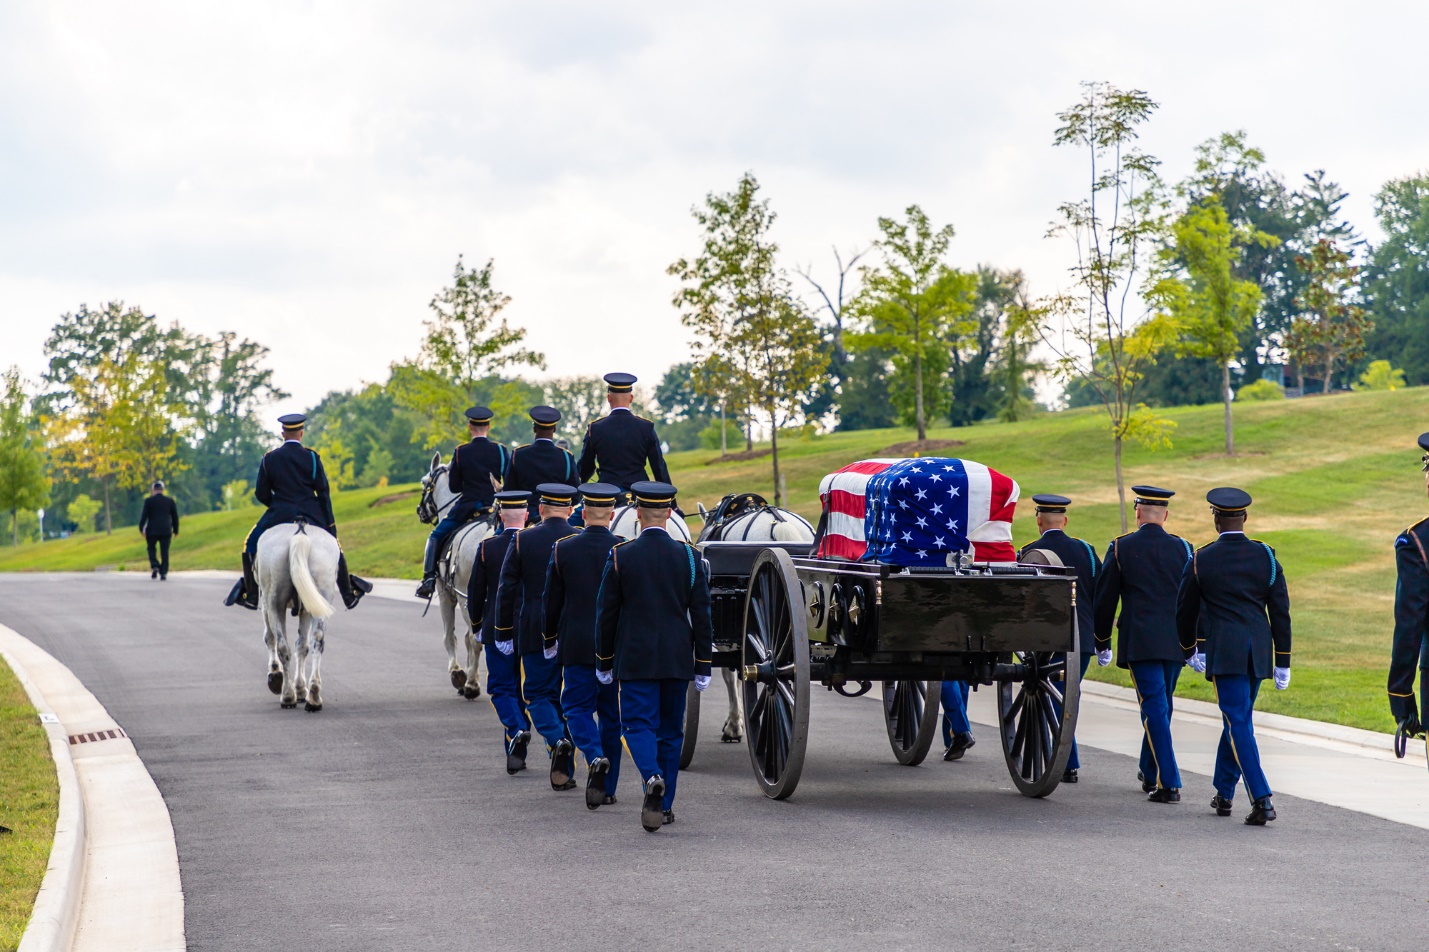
463,685,481,700
450,669,467,691
721,733,743,744
267,672,283,695
280,700,297,709
304,702,323,712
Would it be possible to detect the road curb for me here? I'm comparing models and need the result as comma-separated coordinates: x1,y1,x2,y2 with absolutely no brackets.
1,632,86,952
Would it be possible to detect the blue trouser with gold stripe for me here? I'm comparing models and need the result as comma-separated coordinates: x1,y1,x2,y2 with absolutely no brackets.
520,651,567,752
484,642,529,751
1130,660,1182,789
620,678,687,811
561,664,622,796
1213,675,1271,802
1052,653,1092,770
940,681,970,746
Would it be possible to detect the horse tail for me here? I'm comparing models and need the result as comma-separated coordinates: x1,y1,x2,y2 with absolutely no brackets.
289,531,335,620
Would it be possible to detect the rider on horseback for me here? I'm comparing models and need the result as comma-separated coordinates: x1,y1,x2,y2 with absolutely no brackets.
504,406,578,525
416,406,509,600
225,413,371,611
576,373,671,502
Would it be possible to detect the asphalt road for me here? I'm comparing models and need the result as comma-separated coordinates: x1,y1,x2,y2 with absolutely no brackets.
3,573,1427,951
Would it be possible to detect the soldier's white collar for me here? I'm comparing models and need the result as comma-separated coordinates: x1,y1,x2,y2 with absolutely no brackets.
641,525,669,535
283,439,303,445
611,406,632,413
1218,530,1246,537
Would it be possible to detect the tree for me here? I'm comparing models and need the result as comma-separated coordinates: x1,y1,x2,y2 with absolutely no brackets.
0,368,50,546
668,173,825,502
947,267,1027,426
848,205,976,441
67,494,101,533
393,256,546,450
653,362,719,451
797,246,868,427
1287,238,1371,392
1364,174,1429,385
1039,81,1178,531
1155,198,1276,454
1352,360,1407,392
542,377,609,442
992,295,1045,423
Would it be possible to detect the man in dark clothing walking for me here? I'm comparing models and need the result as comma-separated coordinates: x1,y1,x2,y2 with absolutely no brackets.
139,480,179,580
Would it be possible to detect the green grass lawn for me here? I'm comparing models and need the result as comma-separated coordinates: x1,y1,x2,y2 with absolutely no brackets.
0,656,59,948
3,386,1427,733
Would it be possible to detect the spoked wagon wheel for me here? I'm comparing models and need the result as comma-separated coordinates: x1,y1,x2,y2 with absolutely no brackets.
882,679,940,765
741,548,810,800
996,647,1080,797
680,681,700,769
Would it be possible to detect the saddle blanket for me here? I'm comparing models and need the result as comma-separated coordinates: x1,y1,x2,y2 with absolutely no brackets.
816,458,1019,565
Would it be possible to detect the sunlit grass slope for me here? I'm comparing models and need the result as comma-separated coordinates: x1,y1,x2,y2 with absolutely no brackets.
3,387,1427,732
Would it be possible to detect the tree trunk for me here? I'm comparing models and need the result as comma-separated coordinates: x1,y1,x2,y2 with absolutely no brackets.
1114,432,1127,534
1324,353,1334,393
720,404,727,457
745,414,752,453
914,351,926,442
1296,364,1305,393
1222,362,1234,456
11,510,17,547
770,413,781,507
103,476,113,535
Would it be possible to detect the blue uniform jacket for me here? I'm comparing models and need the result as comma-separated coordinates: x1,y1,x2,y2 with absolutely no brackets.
494,516,578,654
577,409,670,491
255,441,334,529
542,525,620,665
1093,523,1193,666
448,437,508,522
1175,533,1291,680
466,528,515,644
1387,518,1429,719
1019,528,1100,654
504,440,577,521
595,528,712,681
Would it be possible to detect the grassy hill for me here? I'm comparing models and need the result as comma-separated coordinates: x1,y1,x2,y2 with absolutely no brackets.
4,386,1427,733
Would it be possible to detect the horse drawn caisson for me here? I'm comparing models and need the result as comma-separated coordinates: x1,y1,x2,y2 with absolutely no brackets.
695,460,1082,800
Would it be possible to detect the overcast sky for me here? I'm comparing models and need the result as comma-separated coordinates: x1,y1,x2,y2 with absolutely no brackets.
2,1,1426,411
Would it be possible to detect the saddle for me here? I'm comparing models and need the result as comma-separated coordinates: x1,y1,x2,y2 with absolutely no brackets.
701,492,793,541
436,511,495,579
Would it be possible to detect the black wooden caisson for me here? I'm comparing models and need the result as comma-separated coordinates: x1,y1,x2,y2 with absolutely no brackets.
692,538,1081,800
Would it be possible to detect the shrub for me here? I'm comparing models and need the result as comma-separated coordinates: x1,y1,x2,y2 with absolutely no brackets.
1237,379,1286,402
1352,360,1408,392
68,493,102,532
699,419,744,451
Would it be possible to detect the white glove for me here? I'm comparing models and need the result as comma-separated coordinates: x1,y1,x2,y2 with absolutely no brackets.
496,640,514,656
1188,652,1206,674
1274,666,1290,691
543,641,558,660
1097,649,1112,667
694,675,711,692
596,668,613,685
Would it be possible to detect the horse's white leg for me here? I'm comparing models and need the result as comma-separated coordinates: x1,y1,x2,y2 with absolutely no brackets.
262,607,284,695
292,613,311,706
278,605,301,708
305,618,325,712
440,588,464,691
722,666,744,742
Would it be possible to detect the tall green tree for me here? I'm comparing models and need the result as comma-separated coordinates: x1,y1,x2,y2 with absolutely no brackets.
1364,174,1429,385
1040,81,1178,531
1287,238,1371,392
848,205,976,441
0,368,50,546
797,246,868,427
1155,199,1276,454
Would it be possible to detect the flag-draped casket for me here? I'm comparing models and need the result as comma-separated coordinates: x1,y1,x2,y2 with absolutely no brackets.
816,458,1020,565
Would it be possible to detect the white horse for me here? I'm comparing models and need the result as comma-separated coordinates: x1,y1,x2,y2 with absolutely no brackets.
257,522,340,712
609,502,693,542
418,453,495,699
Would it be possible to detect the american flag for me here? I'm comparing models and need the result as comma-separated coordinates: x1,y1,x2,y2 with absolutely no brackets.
816,458,1020,565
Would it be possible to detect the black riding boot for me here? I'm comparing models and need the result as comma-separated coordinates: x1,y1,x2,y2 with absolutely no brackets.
415,538,438,599
224,552,259,610
337,553,371,609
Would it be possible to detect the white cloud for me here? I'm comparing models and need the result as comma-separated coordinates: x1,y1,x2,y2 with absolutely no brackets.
1,0,1425,408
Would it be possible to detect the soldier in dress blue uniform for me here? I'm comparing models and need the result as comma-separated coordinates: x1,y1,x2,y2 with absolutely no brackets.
505,407,578,524
1093,485,1193,802
225,413,370,611
467,491,534,774
577,373,671,498
415,406,510,600
494,483,580,790
1019,493,1102,783
595,481,712,832
543,482,625,809
1386,433,1429,750
1177,488,1292,825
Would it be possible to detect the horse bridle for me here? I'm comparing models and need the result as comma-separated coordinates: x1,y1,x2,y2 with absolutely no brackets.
418,464,458,525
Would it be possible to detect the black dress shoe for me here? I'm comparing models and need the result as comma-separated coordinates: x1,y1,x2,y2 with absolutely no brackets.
1138,771,1156,793
1062,768,1079,784
550,739,576,790
1211,794,1233,817
152,569,158,579
586,758,611,810
641,776,666,832
1245,797,1276,825
1147,787,1181,803
224,579,259,610
601,795,617,806
662,809,675,825
415,577,436,600
506,730,530,775
943,731,976,761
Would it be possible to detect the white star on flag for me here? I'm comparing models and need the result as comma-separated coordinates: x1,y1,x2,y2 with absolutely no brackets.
931,503,943,515
934,536,946,548
899,477,910,487
916,549,928,558
929,473,942,483
947,519,959,530
901,531,913,543
915,516,928,528
898,500,909,510
915,488,928,500
949,486,960,497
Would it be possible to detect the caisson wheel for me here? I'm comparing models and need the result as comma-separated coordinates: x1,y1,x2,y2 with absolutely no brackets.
741,548,810,800
882,679,939,766
996,647,1080,797
680,681,701,769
